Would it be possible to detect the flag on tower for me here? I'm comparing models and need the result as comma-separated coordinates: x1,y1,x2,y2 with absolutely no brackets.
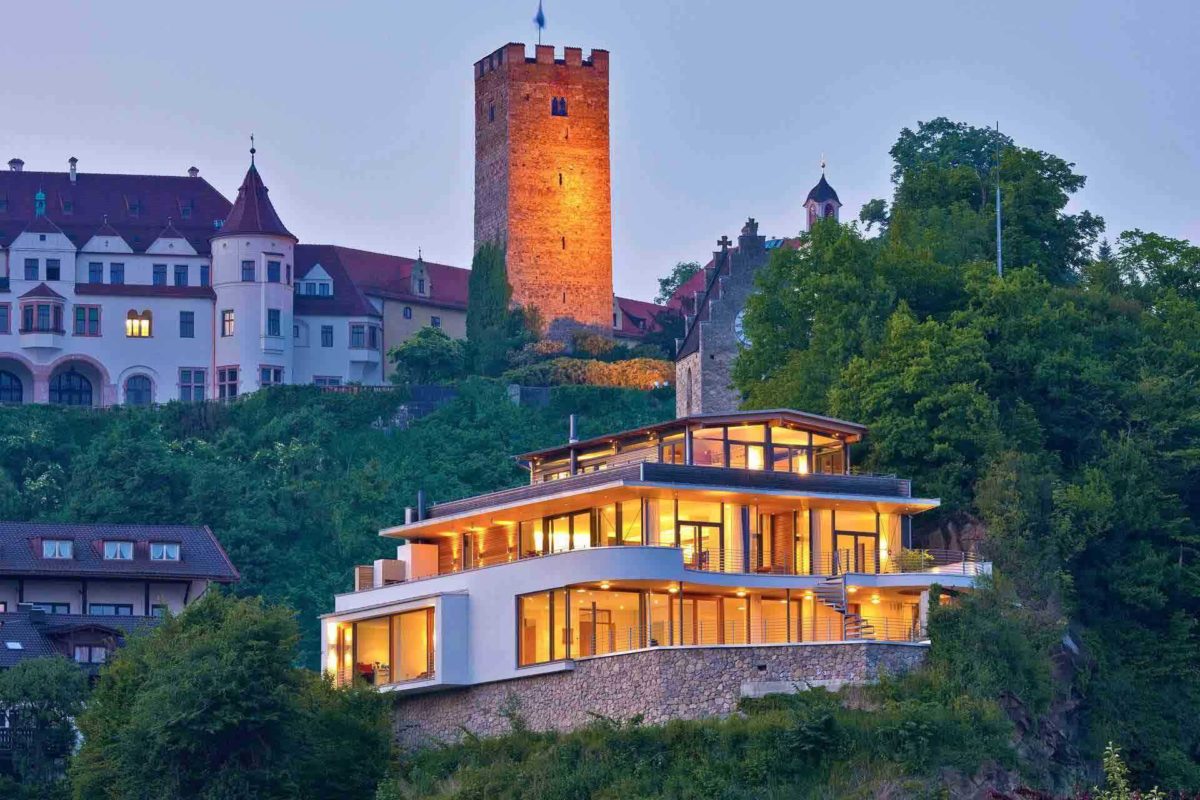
534,1,546,39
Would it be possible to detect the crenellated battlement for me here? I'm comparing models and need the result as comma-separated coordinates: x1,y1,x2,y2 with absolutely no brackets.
474,43,609,79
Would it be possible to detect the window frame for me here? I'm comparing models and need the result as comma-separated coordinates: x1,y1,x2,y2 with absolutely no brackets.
173,264,188,287
0,303,10,335
103,540,134,560
125,309,152,338
152,264,167,286
179,368,206,402
179,310,195,339
45,259,61,281
23,258,37,281
150,542,181,561
110,262,125,284
220,309,234,337
320,325,334,348
217,366,239,400
88,603,134,617
88,261,104,284
42,539,74,559
73,305,101,337
266,308,281,337
241,260,256,282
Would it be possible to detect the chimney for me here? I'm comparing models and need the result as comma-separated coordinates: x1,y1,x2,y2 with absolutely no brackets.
8,158,23,172
568,413,579,444
404,507,415,525
187,166,199,178
416,489,428,521
68,156,78,183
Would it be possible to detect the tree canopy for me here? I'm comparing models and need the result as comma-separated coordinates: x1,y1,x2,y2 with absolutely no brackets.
733,118,1200,788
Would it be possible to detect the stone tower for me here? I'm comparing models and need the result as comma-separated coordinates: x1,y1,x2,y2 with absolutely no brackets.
211,153,297,399
473,43,614,335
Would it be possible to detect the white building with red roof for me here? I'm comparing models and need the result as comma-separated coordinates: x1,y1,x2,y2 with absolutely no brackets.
0,153,668,406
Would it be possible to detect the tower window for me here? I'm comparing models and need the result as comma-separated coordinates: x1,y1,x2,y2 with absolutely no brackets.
558,173,563,186
489,105,495,122
561,236,566,250
551,97,568,116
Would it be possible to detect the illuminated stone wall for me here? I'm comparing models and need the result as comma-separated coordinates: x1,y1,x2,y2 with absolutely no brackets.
391,642,927,749
474,43,614,336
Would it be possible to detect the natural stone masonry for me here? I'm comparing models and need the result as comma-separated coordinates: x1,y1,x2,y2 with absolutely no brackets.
474,43,614,336
391,643,927,749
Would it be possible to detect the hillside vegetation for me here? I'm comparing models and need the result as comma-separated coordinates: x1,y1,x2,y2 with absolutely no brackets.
0,381,674,663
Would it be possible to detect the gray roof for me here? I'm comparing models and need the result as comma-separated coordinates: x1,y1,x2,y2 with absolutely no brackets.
0,610,160,669
806,174,840,205
0,522,239,582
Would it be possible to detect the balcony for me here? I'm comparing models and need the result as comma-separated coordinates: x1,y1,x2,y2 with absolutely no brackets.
19,326,65,351
349,346,382,364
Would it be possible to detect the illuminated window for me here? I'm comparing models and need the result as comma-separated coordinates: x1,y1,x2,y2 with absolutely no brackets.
103,540,133,560
125,309,152,337
221,309,234,337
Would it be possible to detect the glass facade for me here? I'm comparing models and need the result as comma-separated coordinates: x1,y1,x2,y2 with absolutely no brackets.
336,606,435,687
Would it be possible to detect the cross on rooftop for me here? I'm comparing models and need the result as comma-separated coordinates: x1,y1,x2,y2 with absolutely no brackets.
717,235,733,249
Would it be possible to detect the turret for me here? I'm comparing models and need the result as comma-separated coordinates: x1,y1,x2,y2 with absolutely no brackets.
210,146,296,399
804,171,841,231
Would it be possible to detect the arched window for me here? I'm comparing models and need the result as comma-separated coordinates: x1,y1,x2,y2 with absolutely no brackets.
125,310,152,338
125,375,152,406
824,202,835,219
50,370,93,406
0,371,22,404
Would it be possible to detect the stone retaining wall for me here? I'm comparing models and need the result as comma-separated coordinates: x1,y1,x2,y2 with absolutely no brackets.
392,642,927,749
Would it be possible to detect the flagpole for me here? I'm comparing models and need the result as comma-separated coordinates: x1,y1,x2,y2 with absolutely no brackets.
995,121,1003,278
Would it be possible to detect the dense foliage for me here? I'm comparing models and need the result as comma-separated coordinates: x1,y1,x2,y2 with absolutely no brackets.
377,673,1012,800
0,656,87,799
0,381,673,665
71,592,393,800
734,117,1200,788
501,356,674,389
389,326,467,384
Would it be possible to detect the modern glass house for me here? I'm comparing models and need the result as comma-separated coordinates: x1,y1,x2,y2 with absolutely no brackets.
321,410,987,694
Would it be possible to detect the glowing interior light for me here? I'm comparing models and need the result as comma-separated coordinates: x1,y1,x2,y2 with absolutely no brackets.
803,591,814,599
667,585,679,594
870,594,881,605
600,581,611,590
847,586,858,594
735,589,746,598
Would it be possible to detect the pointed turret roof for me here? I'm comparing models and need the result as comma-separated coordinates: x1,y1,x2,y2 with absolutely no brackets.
806,173,840,205
217,163,294,239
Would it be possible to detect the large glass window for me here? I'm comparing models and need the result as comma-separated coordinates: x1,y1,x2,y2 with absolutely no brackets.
0,371,22,405
50,371,92,406
394,608,434,682
353,616,390,686
691,427,725,467
519,590,570,666
125,310,152,337
125,375,152,406
812,433,845,474
573,588,641,656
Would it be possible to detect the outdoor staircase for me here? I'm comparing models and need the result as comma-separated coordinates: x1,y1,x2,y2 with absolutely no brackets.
812,574,875,641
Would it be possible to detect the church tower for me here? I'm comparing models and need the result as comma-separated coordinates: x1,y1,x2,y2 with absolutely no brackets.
211,149,297,399
804,171,841,230
473,43,614,336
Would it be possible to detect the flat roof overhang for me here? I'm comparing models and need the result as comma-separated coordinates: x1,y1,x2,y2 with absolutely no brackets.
517,409,870,465
382,469,939,541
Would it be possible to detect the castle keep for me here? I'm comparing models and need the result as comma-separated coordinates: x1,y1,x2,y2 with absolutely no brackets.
474,43,614,334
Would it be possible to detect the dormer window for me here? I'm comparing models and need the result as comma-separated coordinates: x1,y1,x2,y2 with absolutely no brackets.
42,539,73,559
150,542,181,561
103,540,133,560
416,278,426,295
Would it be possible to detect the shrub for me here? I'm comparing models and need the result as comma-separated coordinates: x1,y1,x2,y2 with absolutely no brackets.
502,357,673,390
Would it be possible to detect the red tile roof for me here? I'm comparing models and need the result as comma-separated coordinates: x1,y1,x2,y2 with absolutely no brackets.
615,295,669,337
20,282,66,300
294,244,382,318
216,164,294,240
296,244,468,317
0,169,232,255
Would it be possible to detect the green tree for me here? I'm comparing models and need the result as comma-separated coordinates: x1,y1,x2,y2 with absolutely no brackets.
467,243,520,375
858,198,889,232
654,260,701,304
71,592,393,800
388,326,466,384
0,656,87,798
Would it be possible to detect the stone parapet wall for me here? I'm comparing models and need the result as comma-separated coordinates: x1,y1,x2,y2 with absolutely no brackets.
392,642,927,749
